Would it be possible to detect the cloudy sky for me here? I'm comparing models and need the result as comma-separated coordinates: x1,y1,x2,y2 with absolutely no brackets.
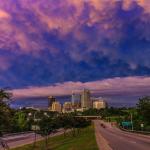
0,0,150,104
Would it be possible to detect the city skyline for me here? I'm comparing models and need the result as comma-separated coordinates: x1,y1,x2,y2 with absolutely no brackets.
0,1,150,149
0,0,150,104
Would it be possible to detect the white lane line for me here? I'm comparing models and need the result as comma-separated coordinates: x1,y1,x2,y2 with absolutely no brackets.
130,141,136,144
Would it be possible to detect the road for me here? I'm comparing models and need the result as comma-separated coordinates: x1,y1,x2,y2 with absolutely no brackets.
94,120,150,150
1,132,42,150
0,129,65,150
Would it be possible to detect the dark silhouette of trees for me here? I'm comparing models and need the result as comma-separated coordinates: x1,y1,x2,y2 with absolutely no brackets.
0,89,12,136
137,96,150,130
38,116,58,150
59,114,91,137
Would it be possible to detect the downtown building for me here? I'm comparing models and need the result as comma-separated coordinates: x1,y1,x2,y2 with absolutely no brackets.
71,92,81,108
81,89,92,109
62,101,72,113
48,96,56,110
92,97,107,109
51,101,62,113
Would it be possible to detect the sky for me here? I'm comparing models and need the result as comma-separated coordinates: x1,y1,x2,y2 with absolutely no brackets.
0,0,150,106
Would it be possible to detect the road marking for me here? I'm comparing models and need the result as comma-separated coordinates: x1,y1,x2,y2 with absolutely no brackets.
130,141,136,144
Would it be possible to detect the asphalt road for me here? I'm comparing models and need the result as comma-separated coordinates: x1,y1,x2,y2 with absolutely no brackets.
0,132,41,150
95,120,150,150
0,129,65,150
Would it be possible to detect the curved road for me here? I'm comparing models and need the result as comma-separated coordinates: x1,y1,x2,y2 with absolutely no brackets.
94,120,150,150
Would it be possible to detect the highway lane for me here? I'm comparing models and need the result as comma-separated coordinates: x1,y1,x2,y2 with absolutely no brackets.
0,132,41,150
0,129,65,150
95,120,150,150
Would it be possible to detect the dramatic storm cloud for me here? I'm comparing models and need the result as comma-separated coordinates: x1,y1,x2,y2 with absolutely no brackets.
11,76,150,98
0,0,150,100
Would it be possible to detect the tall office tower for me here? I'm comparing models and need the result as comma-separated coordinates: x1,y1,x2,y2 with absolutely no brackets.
71,92,81,108
81,89,91,109
48,96,56,110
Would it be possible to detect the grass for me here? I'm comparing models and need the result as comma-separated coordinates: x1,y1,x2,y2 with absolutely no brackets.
11,125,98,150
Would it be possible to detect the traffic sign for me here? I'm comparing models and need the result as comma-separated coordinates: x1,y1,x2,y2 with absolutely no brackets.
122,121,132,127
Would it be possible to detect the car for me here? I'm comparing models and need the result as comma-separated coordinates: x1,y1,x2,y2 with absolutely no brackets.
100,123,106,128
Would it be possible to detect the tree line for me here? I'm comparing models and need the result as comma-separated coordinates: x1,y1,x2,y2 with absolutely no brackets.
0,89,91,149
81,96,150,131
0,88,150,136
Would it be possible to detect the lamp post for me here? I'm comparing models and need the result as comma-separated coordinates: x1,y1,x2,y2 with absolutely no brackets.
33,112,37,149
130,113,134,131
28,111,38,150
43,112,50,150
28,111,49,150
44,112,48,117
140,123,144,131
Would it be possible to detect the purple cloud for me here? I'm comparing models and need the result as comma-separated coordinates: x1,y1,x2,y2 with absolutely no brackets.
11,76,150,99
0,0,150,90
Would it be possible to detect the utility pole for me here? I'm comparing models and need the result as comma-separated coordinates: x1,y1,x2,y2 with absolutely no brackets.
33,112,37,149
130,113,134,131
28,111,38,150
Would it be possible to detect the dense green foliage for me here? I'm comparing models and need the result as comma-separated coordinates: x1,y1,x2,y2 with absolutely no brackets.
82,107,128,119
81,97,150,131
136,96,150,131
37,114,91,149
137,96,150,123
11,125,98,150
0,89,13,135
0,88,150,136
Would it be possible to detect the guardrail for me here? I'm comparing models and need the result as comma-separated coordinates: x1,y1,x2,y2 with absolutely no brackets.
2,131,34,137
119,127,150,135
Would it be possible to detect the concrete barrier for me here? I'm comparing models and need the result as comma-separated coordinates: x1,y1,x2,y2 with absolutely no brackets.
3,131,34,138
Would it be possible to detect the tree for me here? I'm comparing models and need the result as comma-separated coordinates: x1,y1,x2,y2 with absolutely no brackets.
137,96,150,124
0,89,12,101
73,117,91,135
39,116,57,150
12,112,28,132
0,89,12,112
60,114,73,137
0,89,12,136
60,114,91,137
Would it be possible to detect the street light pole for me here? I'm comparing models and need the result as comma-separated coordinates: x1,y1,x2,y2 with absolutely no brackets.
130,113,134,131
28,111,37,150
33,112,37,149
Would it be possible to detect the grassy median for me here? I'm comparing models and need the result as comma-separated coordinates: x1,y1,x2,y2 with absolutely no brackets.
11,125,98,150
